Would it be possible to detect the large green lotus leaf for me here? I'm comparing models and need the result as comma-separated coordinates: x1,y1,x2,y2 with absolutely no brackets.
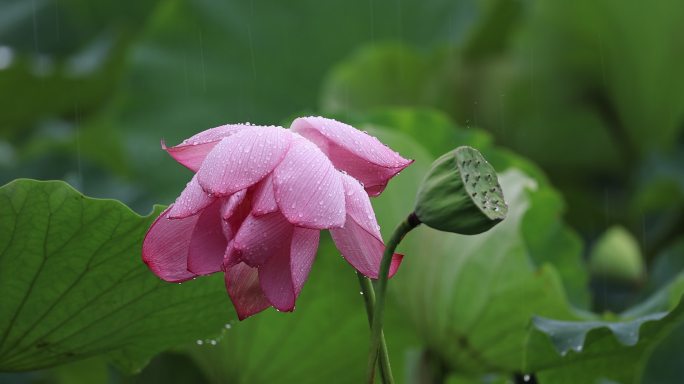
185,236,420,384
0,179,235,373
525,276,684,383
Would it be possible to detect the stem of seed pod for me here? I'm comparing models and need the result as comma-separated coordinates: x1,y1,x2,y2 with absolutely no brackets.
357,272,394,384
366,213,421,383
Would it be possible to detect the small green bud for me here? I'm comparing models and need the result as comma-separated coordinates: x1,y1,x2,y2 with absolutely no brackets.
414,146,507,234
589,226,645,282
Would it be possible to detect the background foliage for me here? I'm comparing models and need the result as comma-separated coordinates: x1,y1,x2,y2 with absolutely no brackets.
1,0,683,383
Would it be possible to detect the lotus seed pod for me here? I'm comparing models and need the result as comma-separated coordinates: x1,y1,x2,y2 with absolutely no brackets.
414,146,507,234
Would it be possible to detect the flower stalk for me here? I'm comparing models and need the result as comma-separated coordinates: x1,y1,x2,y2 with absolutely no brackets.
357,272,394,384
366,213,421,383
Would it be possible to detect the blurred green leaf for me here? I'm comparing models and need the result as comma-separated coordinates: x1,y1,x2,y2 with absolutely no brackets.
640,318,684,384
321,44,437,114
526,0,684,154
521,184,590,308
119,353,210,384
0,0,160,132
0,357,108,384
460,0,524,61
632,149,684,214
525,276,684,383
0,179,235,373
0,34,129,132
646,238,684,294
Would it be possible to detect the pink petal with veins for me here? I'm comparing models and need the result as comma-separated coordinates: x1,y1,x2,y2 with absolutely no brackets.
168,174,215,219
163,124,252,171
251,174,279,216
291,116,413,196
233,212,294,267
142,207,198,282
225,262,272,320
221,189,247,220
187,200,227,275
273,136,345,229
198,127,292,196
258,227,319,312
330,174,402,278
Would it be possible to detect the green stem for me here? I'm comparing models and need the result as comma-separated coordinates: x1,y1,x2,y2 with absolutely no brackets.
366,213,421,383
357,272,394,384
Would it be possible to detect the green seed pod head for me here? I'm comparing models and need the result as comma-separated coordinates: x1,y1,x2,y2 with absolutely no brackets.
414,146,507,234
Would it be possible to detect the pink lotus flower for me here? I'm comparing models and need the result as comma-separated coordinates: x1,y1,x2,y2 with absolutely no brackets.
142,117,412,319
